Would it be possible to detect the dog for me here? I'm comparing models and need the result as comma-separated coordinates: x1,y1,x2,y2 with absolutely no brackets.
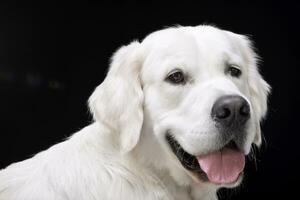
0,25,270,200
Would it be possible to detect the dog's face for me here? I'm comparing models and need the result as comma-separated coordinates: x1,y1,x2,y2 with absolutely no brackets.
89,25,270,188
140,26,270,186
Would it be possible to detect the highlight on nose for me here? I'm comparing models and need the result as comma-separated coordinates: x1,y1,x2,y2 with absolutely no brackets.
211,95,250,127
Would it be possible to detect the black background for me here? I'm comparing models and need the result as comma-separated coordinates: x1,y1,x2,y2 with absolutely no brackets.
0,1,299,199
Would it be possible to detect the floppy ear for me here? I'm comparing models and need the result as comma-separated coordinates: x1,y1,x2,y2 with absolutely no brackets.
88,41,144,153
238,35,271,146
249,66,270,146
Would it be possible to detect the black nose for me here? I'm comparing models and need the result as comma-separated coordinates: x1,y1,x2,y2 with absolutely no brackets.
211,95,250,128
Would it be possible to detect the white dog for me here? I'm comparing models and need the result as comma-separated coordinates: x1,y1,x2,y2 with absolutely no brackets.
0,25,270,200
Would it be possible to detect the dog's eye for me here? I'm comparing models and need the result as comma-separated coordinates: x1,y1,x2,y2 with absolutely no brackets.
166,70,185,84
226,65,242,78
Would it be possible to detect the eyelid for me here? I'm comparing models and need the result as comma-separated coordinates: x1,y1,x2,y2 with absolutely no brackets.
166,68,183,76
228,63,241,69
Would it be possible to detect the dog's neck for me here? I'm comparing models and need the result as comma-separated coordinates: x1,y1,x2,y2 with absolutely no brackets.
87,121,217,200
130,118,218,200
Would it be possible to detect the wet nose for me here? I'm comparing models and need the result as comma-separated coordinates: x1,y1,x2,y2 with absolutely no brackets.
211,95,250,128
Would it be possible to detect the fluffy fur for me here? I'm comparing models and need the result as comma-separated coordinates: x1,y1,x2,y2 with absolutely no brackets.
0,25,270,200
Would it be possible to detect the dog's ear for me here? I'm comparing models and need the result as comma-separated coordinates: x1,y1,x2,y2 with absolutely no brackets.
89,41,143,153
237,35,271,146
249,67,270,146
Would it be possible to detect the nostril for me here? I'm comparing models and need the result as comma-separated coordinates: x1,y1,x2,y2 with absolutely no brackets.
216,107,231,119
239,103,250,118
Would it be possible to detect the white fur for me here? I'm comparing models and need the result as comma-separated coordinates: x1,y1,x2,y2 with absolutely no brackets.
0,25,270,200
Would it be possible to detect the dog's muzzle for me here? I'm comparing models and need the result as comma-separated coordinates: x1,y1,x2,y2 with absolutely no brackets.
166,95,250,185
210,94,251,153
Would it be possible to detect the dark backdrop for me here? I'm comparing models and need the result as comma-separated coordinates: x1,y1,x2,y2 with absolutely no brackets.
0,1,299,199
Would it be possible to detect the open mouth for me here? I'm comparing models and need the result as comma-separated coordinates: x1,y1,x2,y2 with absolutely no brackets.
166,133,245,185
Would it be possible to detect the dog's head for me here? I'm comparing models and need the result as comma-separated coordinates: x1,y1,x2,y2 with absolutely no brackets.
89,25,270,188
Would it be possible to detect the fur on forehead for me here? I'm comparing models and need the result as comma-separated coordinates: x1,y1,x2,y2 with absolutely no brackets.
139,26,252,82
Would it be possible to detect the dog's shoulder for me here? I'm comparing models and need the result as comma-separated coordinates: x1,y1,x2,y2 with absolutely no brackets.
0,123,173,200
0,123,107,199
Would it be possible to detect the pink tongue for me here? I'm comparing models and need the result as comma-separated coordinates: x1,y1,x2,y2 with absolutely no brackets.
197,148,245,184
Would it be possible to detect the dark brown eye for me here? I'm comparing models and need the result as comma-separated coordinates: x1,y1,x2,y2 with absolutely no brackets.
227,65,242,78
166,70,185,84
